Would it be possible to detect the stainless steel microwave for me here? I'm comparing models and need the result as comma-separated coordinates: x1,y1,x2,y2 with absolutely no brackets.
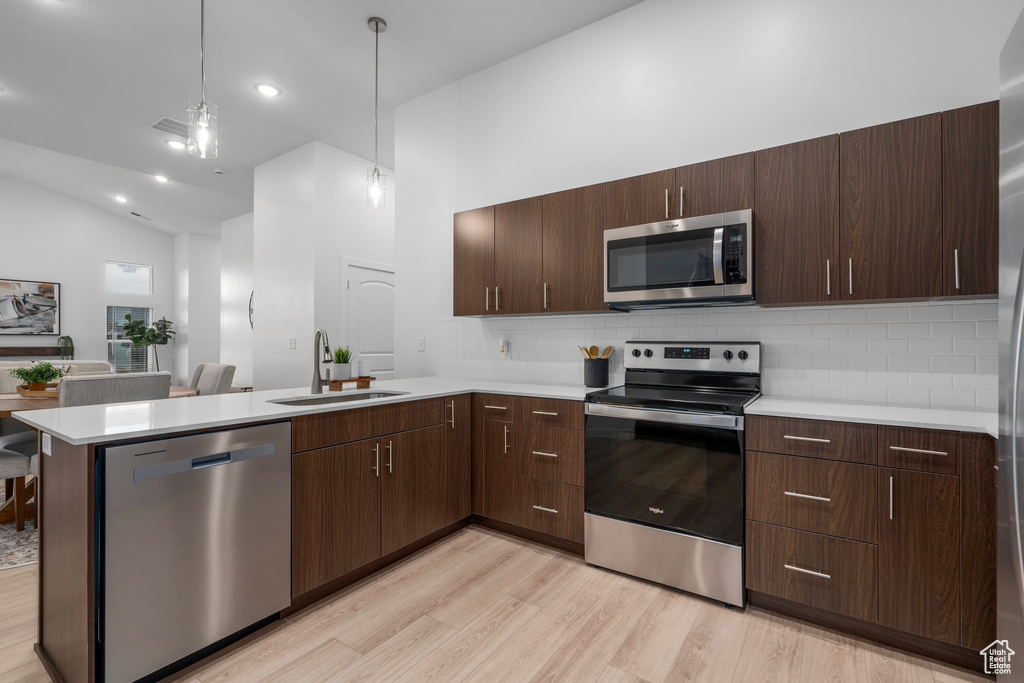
604,209,753,309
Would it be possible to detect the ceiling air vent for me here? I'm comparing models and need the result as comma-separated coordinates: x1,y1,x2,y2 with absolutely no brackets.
150,116,188,138
129,211,150,221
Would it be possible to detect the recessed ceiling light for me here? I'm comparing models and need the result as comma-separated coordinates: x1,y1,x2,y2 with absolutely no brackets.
154,175,169,183
255,83,280,97
114,195,128,204
165,139,186,150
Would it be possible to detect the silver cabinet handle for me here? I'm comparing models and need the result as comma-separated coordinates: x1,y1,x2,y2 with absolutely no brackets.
889,475,894,520
783,435,831,444
532,505,559,514
954,248,961,290
679,186,685,217
848,258,853,295
826,259,831,296
889,445,948,456
495,286,501,310
386,440,393,473
784,491,831,503
448,400,455,428
785,564,831,580
532,410,558,416
372,443,380,477
532,451,558,458
503,426,509,453
664,188,669,219
484,405,507,410
543,282,549,310
485,287,490,312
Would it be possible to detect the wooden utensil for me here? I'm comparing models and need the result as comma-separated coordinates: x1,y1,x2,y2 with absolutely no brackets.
588,345,599,360
578,347,591,359
601,346,613,359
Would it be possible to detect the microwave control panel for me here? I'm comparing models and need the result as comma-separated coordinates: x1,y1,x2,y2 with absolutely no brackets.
723,224,748,285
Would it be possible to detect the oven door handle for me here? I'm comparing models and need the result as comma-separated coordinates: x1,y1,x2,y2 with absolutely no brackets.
585,402,743,431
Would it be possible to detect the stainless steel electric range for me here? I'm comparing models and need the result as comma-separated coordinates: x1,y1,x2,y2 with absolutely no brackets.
583,340,761,607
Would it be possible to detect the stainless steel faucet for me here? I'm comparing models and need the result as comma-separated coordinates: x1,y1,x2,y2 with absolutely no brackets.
311,328,331,394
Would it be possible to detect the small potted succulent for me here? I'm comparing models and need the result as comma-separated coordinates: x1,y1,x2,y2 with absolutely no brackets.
9,362,64,391
331,346,353,381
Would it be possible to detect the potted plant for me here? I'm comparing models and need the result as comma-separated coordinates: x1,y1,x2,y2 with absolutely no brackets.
331,346,353,381
9,362,64,391
121,314,176,372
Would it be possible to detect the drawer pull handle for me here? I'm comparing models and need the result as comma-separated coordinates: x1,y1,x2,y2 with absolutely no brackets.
532,505,559,514
783,435,831,444
784,564,831,580
532,410,559,416
484,405,508,410
784,491,831,503
888,445,948,457
532,451,558,458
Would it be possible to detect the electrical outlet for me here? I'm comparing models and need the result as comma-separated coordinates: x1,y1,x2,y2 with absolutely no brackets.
418,336,425,352
289,338,297,349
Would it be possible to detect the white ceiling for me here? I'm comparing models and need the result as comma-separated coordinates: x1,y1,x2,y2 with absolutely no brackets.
0,0,643,235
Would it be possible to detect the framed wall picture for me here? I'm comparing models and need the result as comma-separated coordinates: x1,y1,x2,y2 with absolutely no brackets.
0,279,61,335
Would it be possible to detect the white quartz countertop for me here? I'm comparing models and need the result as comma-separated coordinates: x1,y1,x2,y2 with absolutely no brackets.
14,377,594,446
746,396,998,438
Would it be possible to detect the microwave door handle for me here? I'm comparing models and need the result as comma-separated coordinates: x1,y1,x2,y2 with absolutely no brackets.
712,227,725,285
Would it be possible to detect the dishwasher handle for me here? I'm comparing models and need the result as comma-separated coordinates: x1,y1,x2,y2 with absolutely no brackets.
192,453,231,470
133,443,276,482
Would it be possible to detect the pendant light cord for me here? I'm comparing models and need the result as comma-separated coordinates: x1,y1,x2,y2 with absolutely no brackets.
373,18,379,170
200,0,206,105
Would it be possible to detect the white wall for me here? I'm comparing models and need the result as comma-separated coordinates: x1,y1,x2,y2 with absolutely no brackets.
394,0,1021,401
220,213,254,388
173,233,222,384
0,175,175,375
252,142,395,390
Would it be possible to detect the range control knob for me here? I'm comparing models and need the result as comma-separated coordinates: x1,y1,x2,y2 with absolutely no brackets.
631,348,642,358
738,350,749,361
644,349,654,358
723,350,734,360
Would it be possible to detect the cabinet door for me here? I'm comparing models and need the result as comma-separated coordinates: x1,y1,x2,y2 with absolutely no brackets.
878,468,960,644
943,101,999,297
542,184,610,313
840,114,942,301
381,426,445,556
453,206,495,316
292,439,381,596
444,394,473,526
961,433,998,651
606,170,675,227
675,152,755,218
494,197,544,314
754,136,839,305
482,419,516,524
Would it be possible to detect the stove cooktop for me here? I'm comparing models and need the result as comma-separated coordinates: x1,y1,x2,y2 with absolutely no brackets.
585,384,759,416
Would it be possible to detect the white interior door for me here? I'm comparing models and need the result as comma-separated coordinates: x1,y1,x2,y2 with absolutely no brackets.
346,263,395,380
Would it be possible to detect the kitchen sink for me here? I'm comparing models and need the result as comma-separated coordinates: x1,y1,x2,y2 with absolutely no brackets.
268,391,408,407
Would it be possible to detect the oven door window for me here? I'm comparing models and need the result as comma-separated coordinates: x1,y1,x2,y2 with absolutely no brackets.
607,228,717,292
585,415,743,546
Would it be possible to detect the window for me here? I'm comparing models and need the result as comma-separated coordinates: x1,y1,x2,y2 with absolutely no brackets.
106,261,152,295
106,306,153,372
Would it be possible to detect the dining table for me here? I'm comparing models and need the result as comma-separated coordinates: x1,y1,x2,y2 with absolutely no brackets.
0,385,200,419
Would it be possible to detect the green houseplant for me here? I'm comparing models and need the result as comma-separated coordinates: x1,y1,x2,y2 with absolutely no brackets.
121,314,176,372
9,362,64,391
331,346,353,381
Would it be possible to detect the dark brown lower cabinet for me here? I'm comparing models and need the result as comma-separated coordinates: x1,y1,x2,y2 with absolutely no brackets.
444,394,473,526
482,419,516,524
877,468,961,645
381,426,446,556
292,438,381,596
961,434,998,651
514,476,584,543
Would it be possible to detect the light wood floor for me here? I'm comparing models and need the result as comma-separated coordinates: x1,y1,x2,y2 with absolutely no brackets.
0,525,988,683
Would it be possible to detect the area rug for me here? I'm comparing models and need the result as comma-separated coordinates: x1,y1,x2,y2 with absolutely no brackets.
0,483,37,569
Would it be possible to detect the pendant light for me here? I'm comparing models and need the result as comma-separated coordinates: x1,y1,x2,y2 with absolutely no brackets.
187,0,217,159
367,17,387,209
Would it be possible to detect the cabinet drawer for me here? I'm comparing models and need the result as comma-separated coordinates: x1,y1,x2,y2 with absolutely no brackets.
747,452,877,543
476,394,517,422
514,426,583,486
292,399,444,452
516,397,584,430
746,416,876,464
746,521,877,623
514,476,583,543
877,426,959,475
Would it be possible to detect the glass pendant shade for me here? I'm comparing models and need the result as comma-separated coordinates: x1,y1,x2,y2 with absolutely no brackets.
187,99,218,159
367,167,386,209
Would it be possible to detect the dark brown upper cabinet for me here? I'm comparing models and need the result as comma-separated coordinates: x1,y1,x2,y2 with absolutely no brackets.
542,184,610,313
675,152,755,218
755,136,840,305
606,169,675,227
494,197,544,315
840,113,943,301
453,206,494,316
943,101,999,297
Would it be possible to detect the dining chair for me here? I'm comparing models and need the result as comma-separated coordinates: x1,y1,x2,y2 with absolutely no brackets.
58,371,172,407
189,364,236,396
0,442,33,532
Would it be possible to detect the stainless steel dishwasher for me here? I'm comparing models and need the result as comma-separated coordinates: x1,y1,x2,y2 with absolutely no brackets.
101,422,291,683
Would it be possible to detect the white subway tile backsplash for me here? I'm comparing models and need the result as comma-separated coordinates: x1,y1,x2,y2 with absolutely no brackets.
434,300,997,409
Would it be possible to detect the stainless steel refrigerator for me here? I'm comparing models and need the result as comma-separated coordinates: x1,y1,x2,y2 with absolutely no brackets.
1000,7,1024,681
